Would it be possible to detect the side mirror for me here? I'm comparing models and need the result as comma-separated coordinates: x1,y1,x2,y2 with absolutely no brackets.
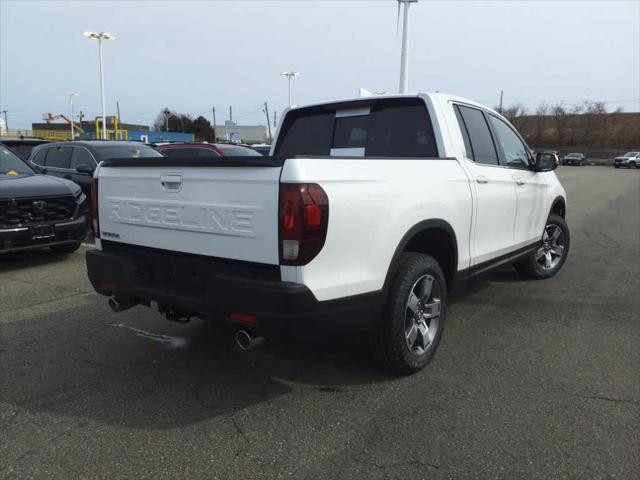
76,164,95,175
534,152,559,172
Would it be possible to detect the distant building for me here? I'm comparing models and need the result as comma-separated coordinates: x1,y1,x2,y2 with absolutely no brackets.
215,120,270,143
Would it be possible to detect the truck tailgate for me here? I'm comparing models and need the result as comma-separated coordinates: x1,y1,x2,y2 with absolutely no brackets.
97,162,282,265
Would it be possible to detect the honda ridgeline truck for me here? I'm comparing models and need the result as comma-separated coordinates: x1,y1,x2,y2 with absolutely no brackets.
86,93,569,373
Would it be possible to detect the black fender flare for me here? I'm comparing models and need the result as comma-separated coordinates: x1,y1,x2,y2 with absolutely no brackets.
382,218,459,292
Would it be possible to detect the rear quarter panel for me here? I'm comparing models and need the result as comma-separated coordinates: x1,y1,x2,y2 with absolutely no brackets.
280,158,472,301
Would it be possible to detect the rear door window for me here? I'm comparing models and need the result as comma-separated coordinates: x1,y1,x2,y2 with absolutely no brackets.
455,105,499,166
30,149,47,166
44,145,72,169
274,98,439,158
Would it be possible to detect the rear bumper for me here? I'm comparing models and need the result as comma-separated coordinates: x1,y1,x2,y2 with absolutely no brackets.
0,214,88,254
86,244,383,339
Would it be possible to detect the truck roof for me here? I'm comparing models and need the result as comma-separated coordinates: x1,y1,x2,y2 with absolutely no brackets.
286,92,497,116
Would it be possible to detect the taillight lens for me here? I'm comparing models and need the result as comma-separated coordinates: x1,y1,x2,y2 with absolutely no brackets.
90,177,100,238
279,183,329,266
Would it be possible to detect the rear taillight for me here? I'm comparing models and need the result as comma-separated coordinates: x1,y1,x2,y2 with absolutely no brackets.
279,183,329,266
90,177,100,238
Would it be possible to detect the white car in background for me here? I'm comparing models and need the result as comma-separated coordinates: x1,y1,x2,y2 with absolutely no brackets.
613,151,640,169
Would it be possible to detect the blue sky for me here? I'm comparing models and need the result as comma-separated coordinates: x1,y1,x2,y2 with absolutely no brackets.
1,0,639,129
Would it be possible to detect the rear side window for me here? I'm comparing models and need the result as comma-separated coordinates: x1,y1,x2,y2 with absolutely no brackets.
455,105,499,166
30,149,47,166
44,146,72,169
275,98,439,158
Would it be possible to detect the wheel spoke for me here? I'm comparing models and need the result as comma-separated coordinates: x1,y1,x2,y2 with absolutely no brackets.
535,248,545,260
544,252,552,268
542,229,549,241
419,276,434,300
551,245,564,257
407,292,419,313
551,227,562,242
417,322,430,347
406,323,418,346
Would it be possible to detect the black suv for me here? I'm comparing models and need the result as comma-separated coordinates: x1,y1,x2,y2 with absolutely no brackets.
28,141,163,196
0,144,89,254
1,137,50,160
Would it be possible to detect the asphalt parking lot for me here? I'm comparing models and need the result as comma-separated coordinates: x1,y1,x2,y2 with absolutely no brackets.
1,166,638,479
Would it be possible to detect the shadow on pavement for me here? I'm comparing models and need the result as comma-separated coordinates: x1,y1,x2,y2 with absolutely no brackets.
0,248,76,273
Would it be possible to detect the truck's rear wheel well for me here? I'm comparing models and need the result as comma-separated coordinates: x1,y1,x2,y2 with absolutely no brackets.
551,198,566,218
403,228,457,288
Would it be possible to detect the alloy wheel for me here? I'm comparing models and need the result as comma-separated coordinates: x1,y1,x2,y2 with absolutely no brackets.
536,224,565,271
405,274,441,356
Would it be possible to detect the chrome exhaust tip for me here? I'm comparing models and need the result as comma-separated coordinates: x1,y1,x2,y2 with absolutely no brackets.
235,330,265,351
108,297,137,313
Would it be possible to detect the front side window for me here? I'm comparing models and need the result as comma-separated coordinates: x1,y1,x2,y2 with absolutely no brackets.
456,105,499,165
275,98,439,158
44,145,72,169
488,115,531,169
30,149,47,166
70,147,97,169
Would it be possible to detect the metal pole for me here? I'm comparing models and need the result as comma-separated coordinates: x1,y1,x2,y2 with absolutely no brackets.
2,110,8,131
288,76,292,107
264,102,272,142
399,1,412,94
70,96,75,140
229,105,233,123
98,37,107,139
499,90,504,114
273,110,277,128
212,107,216,140
164,110,168,132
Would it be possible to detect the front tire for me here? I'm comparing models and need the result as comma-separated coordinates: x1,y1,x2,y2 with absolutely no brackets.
372,253,447,374
514,214,570,279
51,242,81,254
629,161,637,169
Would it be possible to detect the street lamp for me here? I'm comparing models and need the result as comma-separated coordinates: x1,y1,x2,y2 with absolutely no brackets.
280,71,300,107
83,31,116,140
68,93,79,140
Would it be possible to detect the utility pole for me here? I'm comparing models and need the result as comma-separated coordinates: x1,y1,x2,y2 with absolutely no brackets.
273,111,277,128
499,90,504,114
264,102,272,142
164,108,169,132
116,100,121,125
1,110,8,131
229,106,233,123
69,93,79,140
212,107,216,141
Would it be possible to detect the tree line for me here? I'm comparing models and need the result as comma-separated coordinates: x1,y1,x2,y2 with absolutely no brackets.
153,108,216,142
497,101,639,154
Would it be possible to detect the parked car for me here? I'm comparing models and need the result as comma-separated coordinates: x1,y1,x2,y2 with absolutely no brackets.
0,144,88,254
562,153,586,166
155,142,263,158
86,93,568,374
28,141,163,196
250,144,272,156
1,137,50,160
613,151,640,169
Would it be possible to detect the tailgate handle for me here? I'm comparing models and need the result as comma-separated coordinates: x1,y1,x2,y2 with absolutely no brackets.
161,174,182,191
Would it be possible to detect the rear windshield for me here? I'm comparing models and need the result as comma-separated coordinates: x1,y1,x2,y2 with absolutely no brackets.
0,145,34,176
567,153,581,158
93,144,163,160
274,98,439,158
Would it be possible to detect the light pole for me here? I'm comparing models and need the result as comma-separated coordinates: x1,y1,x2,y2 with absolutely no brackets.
68,93,79,140
280,71,299,107
398,0,418,94
83,31,116,139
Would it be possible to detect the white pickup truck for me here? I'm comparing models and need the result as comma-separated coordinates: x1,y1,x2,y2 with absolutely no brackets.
86,93,570,373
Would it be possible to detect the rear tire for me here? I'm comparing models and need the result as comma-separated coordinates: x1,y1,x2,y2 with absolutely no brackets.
372,253,447,374
629,161,637,169
51,242,81,254
514,214,570,280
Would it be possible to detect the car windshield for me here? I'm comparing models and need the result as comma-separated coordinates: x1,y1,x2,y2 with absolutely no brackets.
217,145,263,157
623,152,639,157
0,145,34,177
567,153,581,158
92,143,164,160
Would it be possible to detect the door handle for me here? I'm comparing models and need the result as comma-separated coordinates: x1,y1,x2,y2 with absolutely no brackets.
516,179,526,186
476,175,489,184
161,174,182,191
